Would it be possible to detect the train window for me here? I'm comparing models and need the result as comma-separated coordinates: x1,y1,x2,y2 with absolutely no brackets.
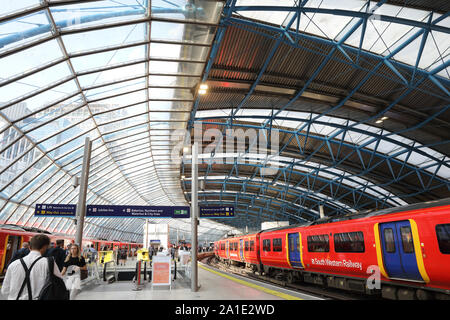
245,241,249,251
334,232,365,253
221,243,225,250
263,239,271,252
400,226,414,254
307,234,329,252
436,224,450,254
250,240,255,251
383,228,396,253
272,238,282,252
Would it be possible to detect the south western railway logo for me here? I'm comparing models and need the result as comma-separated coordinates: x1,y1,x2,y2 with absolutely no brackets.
310,258,363,271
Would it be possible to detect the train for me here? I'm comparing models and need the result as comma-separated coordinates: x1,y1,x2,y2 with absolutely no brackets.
214,198,450,300
0,224,142,276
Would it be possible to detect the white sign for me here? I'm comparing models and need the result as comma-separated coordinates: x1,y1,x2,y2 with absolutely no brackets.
152,255,172,289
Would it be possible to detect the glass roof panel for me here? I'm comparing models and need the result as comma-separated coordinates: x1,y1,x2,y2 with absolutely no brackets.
235,0,450,79
148,60,204,76
49,0,146,31
0,10,51,54
150,21,216,44
2,80,80,121
77,62,147,88
0,1,40,18
148,75,200,87
148,88,194,100
85,78,147,100
150,43,210,61
71,45,146,73
0,40,64,83
0,61,73,104
62,23,147,54
151,0,222,24
15,94,85,132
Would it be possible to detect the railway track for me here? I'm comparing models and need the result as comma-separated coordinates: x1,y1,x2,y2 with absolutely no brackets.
201,256,380,300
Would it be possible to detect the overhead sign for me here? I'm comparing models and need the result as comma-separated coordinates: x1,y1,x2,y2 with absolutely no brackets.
35,204,76,217
199,206,235,218
86,205,190,218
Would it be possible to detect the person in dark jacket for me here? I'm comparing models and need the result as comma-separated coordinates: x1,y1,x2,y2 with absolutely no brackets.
45,239,66,272
7,242,30,267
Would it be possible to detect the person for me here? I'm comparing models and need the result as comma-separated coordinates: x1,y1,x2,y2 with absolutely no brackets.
149,246,154,257
7,242,30,267
118,247,127,266
61,244,87,300
1,235,62,300
87,244,98,263
45,240,66,272
65,244,71,256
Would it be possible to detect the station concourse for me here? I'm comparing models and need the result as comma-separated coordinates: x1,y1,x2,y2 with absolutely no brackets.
0,0,449,303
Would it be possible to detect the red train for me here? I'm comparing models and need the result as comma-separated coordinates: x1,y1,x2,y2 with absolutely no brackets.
0,224,142,276
215,198,450,300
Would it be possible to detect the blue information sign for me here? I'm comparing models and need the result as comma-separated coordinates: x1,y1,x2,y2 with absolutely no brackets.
86,205,190,218
35,204,76,217
199,206,235,218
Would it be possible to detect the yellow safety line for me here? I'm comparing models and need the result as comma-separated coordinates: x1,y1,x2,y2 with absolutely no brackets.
199,264,303,300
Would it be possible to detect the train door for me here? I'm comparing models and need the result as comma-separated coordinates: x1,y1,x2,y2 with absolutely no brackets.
2,235,22,273
379,220,423,281
226,241,229,259
287,233,303,268
239,239,244,261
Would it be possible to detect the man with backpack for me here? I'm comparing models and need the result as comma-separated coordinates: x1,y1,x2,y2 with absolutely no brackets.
1,234,65,300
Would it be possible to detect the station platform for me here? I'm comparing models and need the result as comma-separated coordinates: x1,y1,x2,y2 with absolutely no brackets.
73,262,321,300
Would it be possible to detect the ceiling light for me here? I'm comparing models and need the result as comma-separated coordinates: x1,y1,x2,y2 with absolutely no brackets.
375,119,383,124
198,89,207,95
199,84,208,90
381,116,389,120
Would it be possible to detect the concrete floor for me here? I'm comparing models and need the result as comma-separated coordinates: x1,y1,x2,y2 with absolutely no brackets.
1,259,321,300
73,263,321,300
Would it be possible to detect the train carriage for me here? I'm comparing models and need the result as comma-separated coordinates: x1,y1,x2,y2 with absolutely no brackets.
214,198,450,299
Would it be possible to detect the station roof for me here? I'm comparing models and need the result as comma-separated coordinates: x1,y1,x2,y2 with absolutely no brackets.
0,0,448,241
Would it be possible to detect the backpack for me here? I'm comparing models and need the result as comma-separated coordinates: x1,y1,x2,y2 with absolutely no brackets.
38,257,70,300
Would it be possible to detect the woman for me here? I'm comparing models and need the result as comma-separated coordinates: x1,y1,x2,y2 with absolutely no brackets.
119,247,127,266
61,244,87,300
